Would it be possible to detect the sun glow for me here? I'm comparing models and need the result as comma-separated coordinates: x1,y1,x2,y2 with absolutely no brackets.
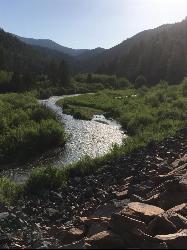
151,0,187,6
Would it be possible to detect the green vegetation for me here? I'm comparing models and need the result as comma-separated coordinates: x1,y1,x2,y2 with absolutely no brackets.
15,79,187,197
2,19,187,202
63,105,103,120
58,81,187,141
57,88,135,120
74,73,131,89
87,19,187,85
0,93,66,163
0,177,21,204
58,99,104,120
2,79,187,200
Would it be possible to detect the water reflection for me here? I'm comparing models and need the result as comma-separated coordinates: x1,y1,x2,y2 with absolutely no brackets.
1,95,126,182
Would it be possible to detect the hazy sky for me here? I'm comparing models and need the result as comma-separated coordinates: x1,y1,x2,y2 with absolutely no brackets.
0,0,187,49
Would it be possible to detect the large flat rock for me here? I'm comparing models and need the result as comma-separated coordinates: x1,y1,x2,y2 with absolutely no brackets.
127,202,164,218
156,230,187,249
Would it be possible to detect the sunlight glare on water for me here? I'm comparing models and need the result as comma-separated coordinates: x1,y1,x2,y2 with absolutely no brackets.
2,94,126,182
40,95,126,166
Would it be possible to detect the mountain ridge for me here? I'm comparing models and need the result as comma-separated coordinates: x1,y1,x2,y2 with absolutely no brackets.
1,18,187,85
16,35,105,57
78,18,187,84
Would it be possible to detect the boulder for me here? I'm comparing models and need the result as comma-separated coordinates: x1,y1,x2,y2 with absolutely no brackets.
172,155,187,168
127,202,164,222
111,213,146,237
164,164,187,179
168,203,187,217
114,202,164,222
112,199,131,208
80,217,110,226
131,229,168,249
157,191,187,210
114,190,129,200
179,173,187,192
85,231,125,249
111,215,166,249
165,211,187,229
110,202,164,239
148,214,177,236
147,180,179,199
155,230,187,249
148,210,187,236
80,217,111,238
61,239,85,249
54,227,85,245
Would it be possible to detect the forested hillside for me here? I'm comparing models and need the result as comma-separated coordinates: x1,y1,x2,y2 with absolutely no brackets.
0,29,72,74
1,18,187,93
0,29,76,95
17,35,88,56
79,18,187,84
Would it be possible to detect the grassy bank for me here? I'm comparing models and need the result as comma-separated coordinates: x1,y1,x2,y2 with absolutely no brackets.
58,102,104,120
0,93,66,164
58,81,187,138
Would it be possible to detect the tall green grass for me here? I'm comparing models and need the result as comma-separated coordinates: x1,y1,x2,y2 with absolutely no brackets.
0,93,66,163
0,177,21,204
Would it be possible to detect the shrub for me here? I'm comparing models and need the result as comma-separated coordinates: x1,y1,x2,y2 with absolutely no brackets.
182,78,187,97
0,93,66,163
127,113,154,135
25,166,67,195
134,75,147,88
32,106,57,122
0,177,20,204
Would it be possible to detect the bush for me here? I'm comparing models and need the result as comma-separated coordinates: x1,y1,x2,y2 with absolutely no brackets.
127,114,154,135
134,75,147,88
25,166,67,195
32,106,57,122
0,177,20,204
0,93,66,163
182,78,187,97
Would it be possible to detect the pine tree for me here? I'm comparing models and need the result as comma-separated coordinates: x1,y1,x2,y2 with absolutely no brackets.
58,60,71,87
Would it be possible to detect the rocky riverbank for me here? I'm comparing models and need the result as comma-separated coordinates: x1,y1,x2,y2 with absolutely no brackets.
1,129,187,249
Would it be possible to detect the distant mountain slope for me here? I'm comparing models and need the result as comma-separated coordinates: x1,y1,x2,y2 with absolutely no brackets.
0,29,73,74
77,47,105,60
80,18,187,84
2,18,187,85
17,36,89,56
17,35,105,59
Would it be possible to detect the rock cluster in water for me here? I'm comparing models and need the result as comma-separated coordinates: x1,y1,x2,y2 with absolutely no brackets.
1,129,187,248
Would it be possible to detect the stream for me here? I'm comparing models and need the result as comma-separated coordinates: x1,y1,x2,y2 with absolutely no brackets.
1,94,126,183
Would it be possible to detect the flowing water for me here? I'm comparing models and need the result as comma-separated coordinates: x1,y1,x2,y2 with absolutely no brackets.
1,94,126,183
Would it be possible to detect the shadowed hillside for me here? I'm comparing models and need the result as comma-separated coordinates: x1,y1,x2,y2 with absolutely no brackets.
79,18,187,85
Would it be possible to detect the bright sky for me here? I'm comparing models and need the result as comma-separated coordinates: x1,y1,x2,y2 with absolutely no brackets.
0,0,187,49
